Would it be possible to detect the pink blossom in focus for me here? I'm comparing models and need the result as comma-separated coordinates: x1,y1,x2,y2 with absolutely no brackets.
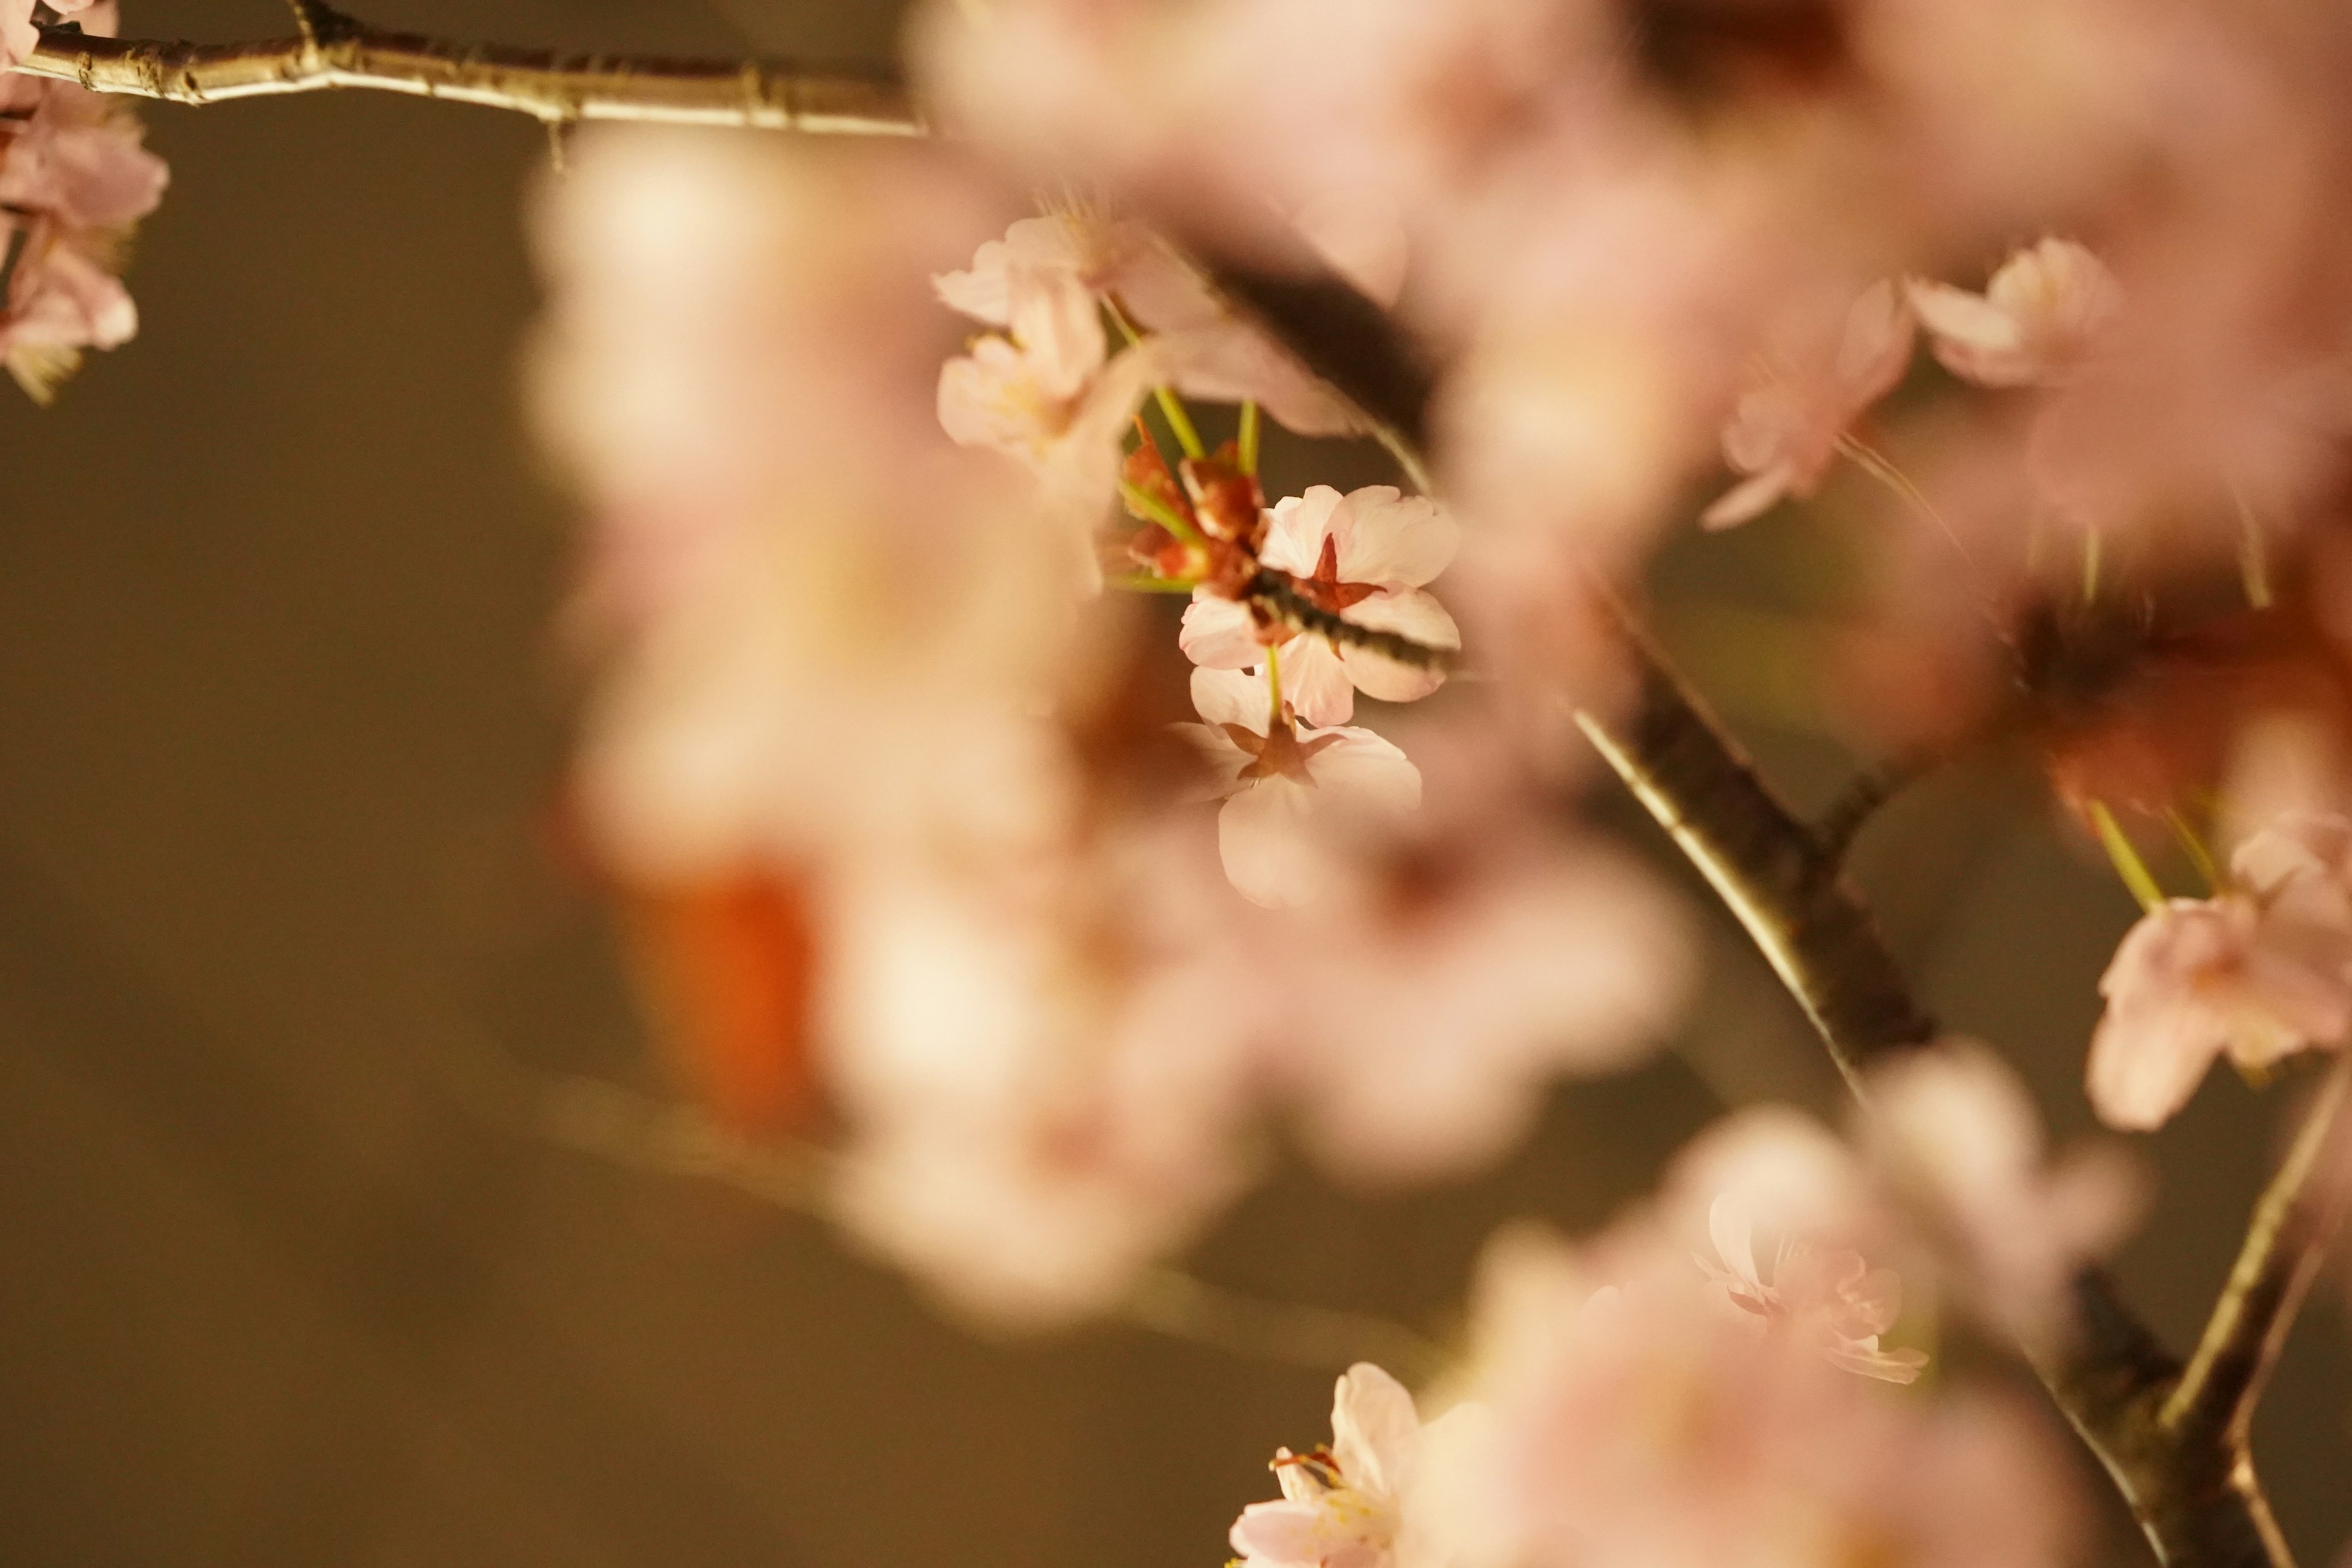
2087,839,2352,1131
1182,485,1459,726
1907,239,2120,388
1703,281,1917,530
1181,666,1422,908
1868,1039,2145,1348
1231,1363,1487,1568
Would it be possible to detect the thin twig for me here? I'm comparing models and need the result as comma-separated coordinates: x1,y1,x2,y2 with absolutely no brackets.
1120,1267,1449,1384
12,4,920,134
1244,570,1458,675
1574,598,2290,1568
2163,1062,2352,1452
1811,748,1940,869
1196,225,2313,1565
519,1068,1441,1377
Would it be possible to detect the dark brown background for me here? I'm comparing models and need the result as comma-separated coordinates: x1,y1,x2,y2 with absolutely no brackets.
0,3,2345,1563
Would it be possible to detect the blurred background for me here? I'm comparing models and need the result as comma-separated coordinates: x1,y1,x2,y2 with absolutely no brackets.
0,2,2345,1563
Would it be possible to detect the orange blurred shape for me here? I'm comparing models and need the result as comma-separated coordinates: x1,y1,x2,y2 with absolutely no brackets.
617,870,824,1137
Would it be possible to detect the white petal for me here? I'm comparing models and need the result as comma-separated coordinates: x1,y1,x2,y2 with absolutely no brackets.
1284,636,1356,726
1700,467,1792,530
932,241,1014,325
1219,778,1321,908
1191,665,1273,734
1181,594,1271,670
2085,1003,2224,1131
1336,488,1456,587
1262,486,1345,576
1302,727,1422,818
1836,278,1916,403
1330,1363,1419,1503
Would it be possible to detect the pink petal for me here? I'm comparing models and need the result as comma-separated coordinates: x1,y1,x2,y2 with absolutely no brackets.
1335,488,1456,587
1190,665,1272,734
1181,594,1273,670
1262,486,1346,576
1301,727,1422,818
1835,278,1917,404
1284,635,1356,726
1330,1362,1419,1501
1700,467,1792,530
1218,777,1321,908
2086,1001,2225,1131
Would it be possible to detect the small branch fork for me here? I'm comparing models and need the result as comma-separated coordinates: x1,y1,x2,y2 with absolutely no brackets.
10,2,921,134
13,9,2337,1547
1200,255,2343,1568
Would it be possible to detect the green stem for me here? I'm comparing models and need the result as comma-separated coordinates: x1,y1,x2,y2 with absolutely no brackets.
1238,399,1261,476
1119,479,1204,549
2089,801,2168,914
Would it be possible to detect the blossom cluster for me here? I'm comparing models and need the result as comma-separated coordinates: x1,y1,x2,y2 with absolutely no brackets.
1228,1039,2137,1568
0,0,165,401
530,130,1691,1327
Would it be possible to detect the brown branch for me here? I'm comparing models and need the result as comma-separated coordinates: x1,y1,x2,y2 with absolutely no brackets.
2163,1062,2352,1453
1576,603,2292,1568
10,3,920,134
1243,569,1458,675
1183,241,2312,1568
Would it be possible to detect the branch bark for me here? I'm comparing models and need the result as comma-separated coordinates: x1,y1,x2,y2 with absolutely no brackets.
1183,249,2328,1568
10,4,920,134
2163,1062,2352,1453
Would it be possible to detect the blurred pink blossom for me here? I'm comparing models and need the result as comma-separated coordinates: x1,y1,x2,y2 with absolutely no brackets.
1868,1040,2145,1347
2087,823,2352,1130
0,9,165,401
1907,239,2119,388
1451,1219,2079,1568
1702,280,1917,530
1697,1192,1928,1384
1247,720,1689,1183
1181,484,1458,726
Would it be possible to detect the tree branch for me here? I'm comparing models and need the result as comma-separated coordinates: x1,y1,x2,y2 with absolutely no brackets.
10,4,919,134
1183,246,2310,1568
1244,569,1458,675
2163,1061,2352,1452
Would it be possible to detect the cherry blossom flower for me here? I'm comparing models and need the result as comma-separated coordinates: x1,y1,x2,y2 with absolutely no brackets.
1181,485,1460,726
2086,824,2352,1130
1702,280,1918,530
821,845,1259,1327
1908,239,2120,388
0,13,167,401
1666,1107,1926,1383
1180,667,1422,908
1231,1363,1487,1568
1248,720,1689,1183
1697,1193,1928,1384
1454,1222,2081,1568
1868,1039,2146,1347
935,209,1363,491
